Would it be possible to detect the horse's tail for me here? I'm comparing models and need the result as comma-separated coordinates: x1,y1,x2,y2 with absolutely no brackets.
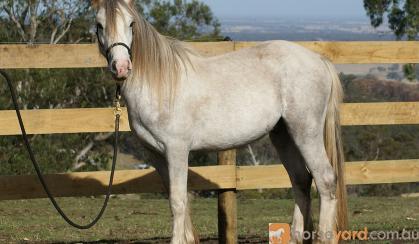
322,58,348,231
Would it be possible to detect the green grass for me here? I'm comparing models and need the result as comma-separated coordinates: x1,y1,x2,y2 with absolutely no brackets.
0,196,418,243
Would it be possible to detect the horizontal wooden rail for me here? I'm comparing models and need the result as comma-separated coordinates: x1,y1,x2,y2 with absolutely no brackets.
236,41,419,64
0,165,236,200
237,159,419,189
0,160,417,200
340,102,419,126
1,41,419,69
0,108,131,135
0,102,417,136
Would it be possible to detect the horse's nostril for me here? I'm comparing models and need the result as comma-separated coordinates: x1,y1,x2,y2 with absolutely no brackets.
111,61,117,72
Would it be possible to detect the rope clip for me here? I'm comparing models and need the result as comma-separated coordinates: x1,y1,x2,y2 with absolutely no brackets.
113,95,122,117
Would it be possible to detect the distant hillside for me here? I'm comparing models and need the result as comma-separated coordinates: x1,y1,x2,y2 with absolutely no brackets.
220,18,394,41
342,75,419,102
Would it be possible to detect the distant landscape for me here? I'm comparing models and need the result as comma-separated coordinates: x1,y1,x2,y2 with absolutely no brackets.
219,17,395,41
218,17,414,81
220,17,394,41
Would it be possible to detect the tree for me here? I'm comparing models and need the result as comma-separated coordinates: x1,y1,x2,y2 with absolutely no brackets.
363,0,419,81
0,0,90,44
136,0,222,41
0,0,221,43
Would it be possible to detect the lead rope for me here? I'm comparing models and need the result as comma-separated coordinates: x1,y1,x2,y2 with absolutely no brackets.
0,69,121,229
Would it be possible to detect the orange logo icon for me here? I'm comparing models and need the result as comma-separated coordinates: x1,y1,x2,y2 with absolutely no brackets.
269,223,291,244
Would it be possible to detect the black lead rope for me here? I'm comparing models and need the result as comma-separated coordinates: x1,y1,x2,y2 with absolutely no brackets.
0,69,121,229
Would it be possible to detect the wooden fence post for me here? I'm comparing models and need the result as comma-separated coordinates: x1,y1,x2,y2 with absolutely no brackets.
217,149,237,244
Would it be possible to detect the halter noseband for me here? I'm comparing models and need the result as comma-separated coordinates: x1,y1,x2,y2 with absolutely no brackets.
96,29,132,62
106,42,132,60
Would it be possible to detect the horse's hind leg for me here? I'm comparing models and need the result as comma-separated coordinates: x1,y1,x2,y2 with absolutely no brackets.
282,116,337,243
270,119,313,244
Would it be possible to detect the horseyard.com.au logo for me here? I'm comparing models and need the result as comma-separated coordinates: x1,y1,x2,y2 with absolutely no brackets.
269,223,291,244
269,223,419,243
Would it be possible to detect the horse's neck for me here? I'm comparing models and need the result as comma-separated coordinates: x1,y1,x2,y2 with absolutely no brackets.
122,79,154,108
122,52,198,113
122,77,174,116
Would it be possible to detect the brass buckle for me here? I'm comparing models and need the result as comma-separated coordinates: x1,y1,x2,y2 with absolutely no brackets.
113,95,122,117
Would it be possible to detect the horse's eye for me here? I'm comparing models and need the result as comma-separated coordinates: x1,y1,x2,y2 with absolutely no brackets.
97,23,104,30
130,22,135,27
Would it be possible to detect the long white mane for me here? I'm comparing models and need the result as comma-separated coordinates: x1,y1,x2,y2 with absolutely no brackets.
104,0,191,101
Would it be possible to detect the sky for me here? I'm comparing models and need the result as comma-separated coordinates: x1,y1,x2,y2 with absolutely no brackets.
201,0,368,19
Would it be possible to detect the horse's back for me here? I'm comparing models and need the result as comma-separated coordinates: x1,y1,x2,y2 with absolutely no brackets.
209,40,322,65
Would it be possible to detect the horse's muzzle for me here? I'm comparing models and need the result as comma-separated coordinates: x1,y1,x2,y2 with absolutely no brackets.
110,59,132,81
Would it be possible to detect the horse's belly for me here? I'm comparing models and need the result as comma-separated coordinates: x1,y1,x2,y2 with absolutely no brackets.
191,101,281,151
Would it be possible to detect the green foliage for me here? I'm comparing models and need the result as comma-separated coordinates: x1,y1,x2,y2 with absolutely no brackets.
0,69,115,110
363,0,419,80
136,0,222,41
0,134,110,175
0,0,221,43
403,63,417,80
364,0,418,40
0,69,115,175
343,125,419,162
364,0,392,27
0,1,91,43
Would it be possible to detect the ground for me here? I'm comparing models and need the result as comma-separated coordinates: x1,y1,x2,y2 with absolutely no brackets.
0,196,418,243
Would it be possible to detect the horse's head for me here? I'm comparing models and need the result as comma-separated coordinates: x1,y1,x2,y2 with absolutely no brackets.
93,0,134,81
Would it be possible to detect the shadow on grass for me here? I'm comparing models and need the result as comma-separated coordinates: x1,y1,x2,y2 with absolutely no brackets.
5,167,230,243
2,166,226,199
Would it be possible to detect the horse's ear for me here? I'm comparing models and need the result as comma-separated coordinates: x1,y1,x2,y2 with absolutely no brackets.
91,0,102,9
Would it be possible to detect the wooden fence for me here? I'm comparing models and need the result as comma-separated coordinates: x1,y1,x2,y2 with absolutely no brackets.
1,41,419,243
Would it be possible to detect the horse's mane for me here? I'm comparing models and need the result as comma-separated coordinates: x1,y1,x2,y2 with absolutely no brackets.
104,0,191,103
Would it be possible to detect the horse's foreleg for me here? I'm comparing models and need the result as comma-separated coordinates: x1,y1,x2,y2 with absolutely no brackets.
165,144,197,244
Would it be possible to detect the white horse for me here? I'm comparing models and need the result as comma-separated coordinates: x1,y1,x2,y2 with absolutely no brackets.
93,0,347,243
269,228,285,243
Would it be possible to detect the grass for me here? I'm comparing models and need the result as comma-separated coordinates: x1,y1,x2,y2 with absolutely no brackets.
0,195,418,243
